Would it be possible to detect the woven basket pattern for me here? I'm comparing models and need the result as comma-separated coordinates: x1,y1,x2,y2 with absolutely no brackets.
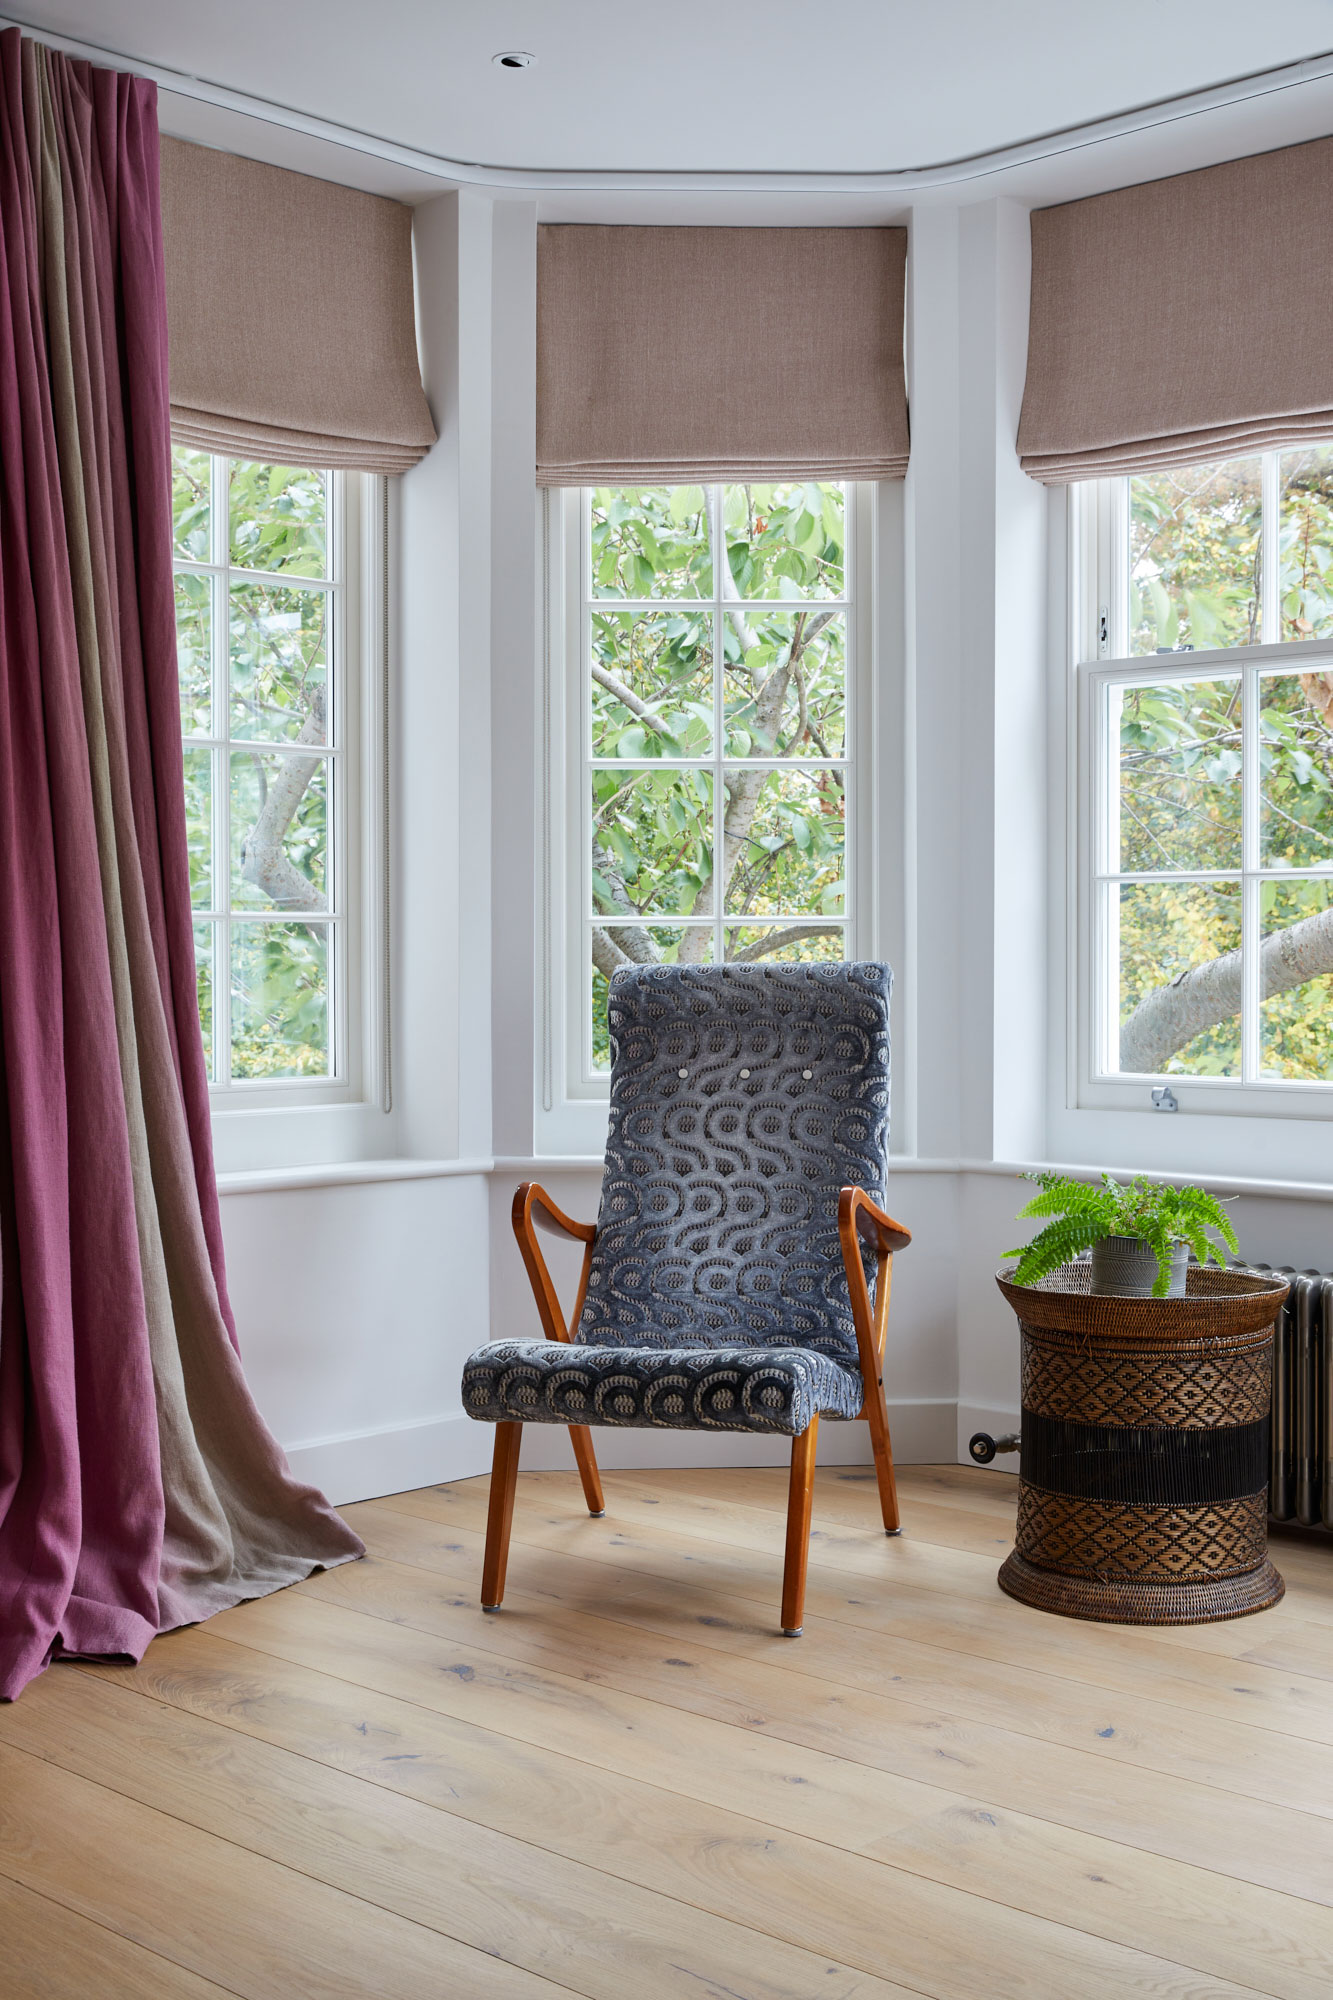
1016,1486,1267,1580
1020,1337,1271,1429
998,1552,1284,1625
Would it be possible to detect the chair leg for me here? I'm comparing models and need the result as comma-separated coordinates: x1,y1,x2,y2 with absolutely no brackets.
569,1424,605,1515
481,1421,523,1611
864,1380,901,1535
781,1417,820,1636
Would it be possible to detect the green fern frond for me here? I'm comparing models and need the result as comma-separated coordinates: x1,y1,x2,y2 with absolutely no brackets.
1006,1171,1240,1294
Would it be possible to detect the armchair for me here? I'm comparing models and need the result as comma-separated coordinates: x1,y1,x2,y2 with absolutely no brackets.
463,962,911,1635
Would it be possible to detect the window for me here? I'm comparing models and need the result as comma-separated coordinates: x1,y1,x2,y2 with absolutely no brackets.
548,482,862,1091
1075,448,1333,1107
172,448,367,1100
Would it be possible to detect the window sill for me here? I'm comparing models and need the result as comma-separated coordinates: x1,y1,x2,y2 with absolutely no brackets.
216,1156,495,1196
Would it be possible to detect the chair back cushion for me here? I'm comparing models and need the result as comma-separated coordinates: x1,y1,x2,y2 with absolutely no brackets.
578,962,892,1372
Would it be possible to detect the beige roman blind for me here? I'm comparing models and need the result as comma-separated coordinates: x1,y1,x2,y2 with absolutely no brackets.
1019,134,1333,483
536,224,908,485
159,137,436,474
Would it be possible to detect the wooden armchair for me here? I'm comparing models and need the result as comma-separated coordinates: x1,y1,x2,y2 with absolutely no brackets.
462,962,911,1636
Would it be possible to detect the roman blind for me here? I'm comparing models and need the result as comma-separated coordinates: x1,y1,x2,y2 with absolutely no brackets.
1018,135,1333,483
536,224,908,485
159,137,436,474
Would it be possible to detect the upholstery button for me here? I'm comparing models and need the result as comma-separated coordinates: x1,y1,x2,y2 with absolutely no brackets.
802,1069,813,1080
740,1068,750,1078
678,1068,688,1078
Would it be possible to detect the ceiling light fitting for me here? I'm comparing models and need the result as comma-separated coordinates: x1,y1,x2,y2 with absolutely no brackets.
492,52,535,70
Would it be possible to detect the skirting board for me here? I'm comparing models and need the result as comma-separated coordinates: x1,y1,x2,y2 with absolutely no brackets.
957,1402,1021,1475
286,1398,958,1508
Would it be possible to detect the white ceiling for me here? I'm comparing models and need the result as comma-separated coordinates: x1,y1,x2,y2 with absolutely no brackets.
9,0,1333,176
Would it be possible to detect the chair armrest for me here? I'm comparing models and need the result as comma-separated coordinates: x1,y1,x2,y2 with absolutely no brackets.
839,1185,912,1256
513,1181,597,1246
511,1182,597,1344
837,1186,911,1399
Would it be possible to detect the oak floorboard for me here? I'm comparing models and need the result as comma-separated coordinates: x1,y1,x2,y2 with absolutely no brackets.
7,1667,905,2000
0,1873,241,2000
303,1534,1333,1832
0,1739,572,2000
83,1623,1287,2000
8,1465,1330,2000
354,1481,1333,1745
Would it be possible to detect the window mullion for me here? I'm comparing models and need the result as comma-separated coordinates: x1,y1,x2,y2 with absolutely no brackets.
1241,663,1260,1083
1261,450,1280,646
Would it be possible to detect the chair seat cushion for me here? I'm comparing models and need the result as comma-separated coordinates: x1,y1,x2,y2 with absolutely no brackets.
462,1340,863,1436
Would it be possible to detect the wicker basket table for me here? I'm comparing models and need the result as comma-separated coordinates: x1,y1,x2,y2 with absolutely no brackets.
994,1262,1289,1625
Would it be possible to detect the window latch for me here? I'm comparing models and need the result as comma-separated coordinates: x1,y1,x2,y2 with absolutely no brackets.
1151,1086,1178,1113
1097,603,1109,656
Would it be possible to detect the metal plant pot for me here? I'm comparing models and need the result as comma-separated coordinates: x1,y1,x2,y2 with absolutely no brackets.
1090,1234,1188,1298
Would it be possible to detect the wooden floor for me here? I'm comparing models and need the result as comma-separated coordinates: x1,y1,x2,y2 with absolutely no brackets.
3,1465,1333,2000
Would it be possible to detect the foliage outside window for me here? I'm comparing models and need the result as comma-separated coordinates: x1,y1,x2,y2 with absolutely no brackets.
173,448,341,1086
582,483,853,1070
1083,446,1333,1091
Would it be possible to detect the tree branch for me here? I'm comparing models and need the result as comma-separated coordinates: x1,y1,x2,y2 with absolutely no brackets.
1119,901,1333,1072
238,687,325,911
725,923,841,963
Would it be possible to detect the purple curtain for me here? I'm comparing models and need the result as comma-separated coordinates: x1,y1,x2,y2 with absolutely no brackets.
0,28,361,1702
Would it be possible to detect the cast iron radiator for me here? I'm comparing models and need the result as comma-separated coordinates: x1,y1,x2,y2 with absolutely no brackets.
1252,1267,1333,1528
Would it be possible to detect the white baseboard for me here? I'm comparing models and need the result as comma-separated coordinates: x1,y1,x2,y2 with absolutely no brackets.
288,1399,958,1508
956,1402,1022,1474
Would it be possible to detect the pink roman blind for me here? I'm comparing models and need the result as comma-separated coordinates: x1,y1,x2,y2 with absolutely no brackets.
159,137,436,474
537,224,909,485
1019,135,1333,483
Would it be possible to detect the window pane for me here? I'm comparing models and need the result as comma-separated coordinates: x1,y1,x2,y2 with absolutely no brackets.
1116,677,1241,871
230,580,328,744
590,610,712,757
193,920,214,1079
175,571,212,737
1280,446,1333,642
229,461,328,579
230,921,330,1079
172,446,211,561
230,751,328,910
589,924,712,1072
722,611,844,758
723,767,845,918
1260,878,1333,1080
184,747,212,909
591,768,712,918
723,924,845,964
1129,458,1261,655
1115,880,1241,1077
1260,670,1333,869
725,482,845,599
590,487,711,598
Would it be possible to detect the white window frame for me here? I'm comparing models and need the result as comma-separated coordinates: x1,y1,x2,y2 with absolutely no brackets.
174,452,390,1171
1072,467,1333,1122
537,482,877,1153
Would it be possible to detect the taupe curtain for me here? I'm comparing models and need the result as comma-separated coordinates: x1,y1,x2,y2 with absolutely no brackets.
159,137,436,474
1018,135,1333,483
537,225,908,485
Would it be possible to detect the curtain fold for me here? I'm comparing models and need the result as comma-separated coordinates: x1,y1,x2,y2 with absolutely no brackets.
0,26,361,1704
158,136,436,475
1018,135,1333,483
537,224,909,485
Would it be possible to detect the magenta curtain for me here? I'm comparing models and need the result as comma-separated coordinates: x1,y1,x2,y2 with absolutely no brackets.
0,28,361,1702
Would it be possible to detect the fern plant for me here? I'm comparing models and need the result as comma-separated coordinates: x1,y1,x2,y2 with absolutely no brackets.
1005,1173,1239,1297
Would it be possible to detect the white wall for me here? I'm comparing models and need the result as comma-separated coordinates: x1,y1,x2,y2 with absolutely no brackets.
213,176,1333,1512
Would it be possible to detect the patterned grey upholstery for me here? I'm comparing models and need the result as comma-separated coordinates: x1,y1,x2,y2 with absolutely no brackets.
463,961,892,1437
